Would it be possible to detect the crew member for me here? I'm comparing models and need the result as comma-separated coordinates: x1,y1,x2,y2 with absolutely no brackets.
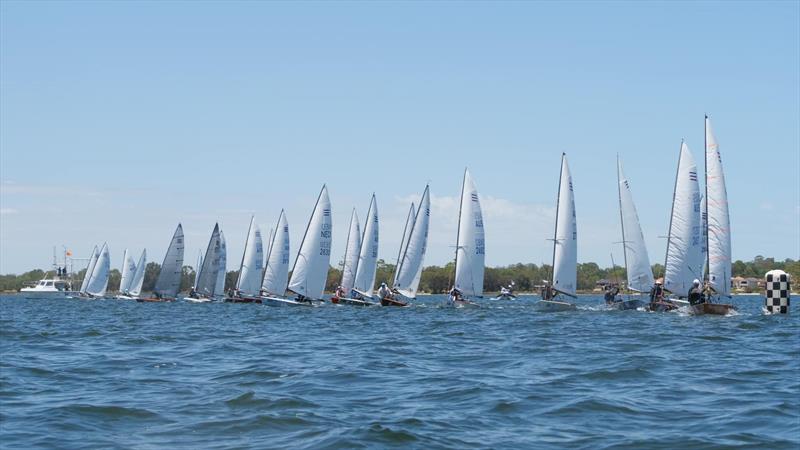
688,279,705,305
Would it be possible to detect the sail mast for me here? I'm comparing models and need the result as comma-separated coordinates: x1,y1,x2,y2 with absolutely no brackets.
453,169,467,288
663,141,683,286
616,156,629,291
551,154,565,286
704,116,711,287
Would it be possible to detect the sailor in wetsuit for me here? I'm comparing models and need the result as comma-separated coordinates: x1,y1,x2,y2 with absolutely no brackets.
649,281,664,303
604,284,620,304
541,282,554,300
449,287,463,303
688,279,705,305
377,283,391,301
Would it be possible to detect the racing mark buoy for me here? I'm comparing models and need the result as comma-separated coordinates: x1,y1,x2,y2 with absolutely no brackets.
764,270,790,314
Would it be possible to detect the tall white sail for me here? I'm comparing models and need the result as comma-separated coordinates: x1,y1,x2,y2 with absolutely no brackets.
193,250,203,289
262,211,290,296
288,185,333,300
700,195,707,280
353,195,379,297
393,203,416,287
154,223,185,298
454,169,485,297
236,216,264,296
664,142,703,295
551,155,577,297
196,224,223,296
86,243,110,297
215,231,227,298
339,209,361,294
80,246,99,293
394,185,430,298
617,157,654,292
266,228,274,262
128,249,147,296
705,117,732,297
119,249,136,293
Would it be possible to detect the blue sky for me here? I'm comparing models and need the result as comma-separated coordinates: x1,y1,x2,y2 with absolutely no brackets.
1,1,798,275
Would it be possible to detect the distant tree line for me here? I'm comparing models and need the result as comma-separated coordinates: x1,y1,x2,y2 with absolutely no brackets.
2,256,798,294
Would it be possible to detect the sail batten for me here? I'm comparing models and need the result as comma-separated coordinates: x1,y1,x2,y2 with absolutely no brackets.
454,169,485,297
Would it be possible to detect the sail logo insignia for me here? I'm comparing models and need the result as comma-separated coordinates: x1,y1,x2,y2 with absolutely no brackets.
569,181,574,191
689,171,698,181
471,193,479,202
323,209,331,217
624,180,630,189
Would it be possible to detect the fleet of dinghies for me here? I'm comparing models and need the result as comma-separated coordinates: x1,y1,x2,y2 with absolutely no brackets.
45,116,738,315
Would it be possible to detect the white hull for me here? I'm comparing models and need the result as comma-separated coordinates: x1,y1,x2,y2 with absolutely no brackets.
183,297,213,303
534,299,577,312
261,296,313,307
331,296,378,306
114,294,139,300
491,293,517,300
19,289,75,299
445,298,480,308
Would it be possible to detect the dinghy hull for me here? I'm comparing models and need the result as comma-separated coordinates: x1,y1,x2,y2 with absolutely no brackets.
261,296,312,307
224,296,261,304
381,297,408,307
609,299,643,310
647,300,678,312
136,297,173,303
689,303,736,315
534,299,577,312
330,296,377,306
492,294,517,300
447,299,480,308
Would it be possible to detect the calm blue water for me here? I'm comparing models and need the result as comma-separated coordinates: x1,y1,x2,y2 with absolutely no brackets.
1,293,798,449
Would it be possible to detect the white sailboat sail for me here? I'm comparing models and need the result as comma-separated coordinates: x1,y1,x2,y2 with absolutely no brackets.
119,249,136,293
86,243,110,297
617,157,654,292
288,185,332,300
215,231,227,298
664,142,703,295
236,216,264,296
454,169,485,297
80,246,99,293
266,228,274,262
154,223,185,299
394,185,430,298
339,209,361,294
196,224,223,297
705,117,732,297
392,203,416,287
128,249,147,296
262,210,290,296
551,154,577,297
353,195,379,297
700,195,707,280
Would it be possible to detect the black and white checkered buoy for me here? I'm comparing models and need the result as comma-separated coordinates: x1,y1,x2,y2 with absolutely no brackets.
764,270,790,314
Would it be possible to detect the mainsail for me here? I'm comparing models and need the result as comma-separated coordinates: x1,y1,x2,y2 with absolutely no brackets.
193,250,203,289
394,185,430,298
196,224,223,297
236,216,264,296
551,154,577,297
215,230,227,298
288,185,332,300
664,142,703,295
454,169,485,297
353,195,379,297
80,246,99,293
705,117,732,297
392,203,416,287
617,157,654,292
86,243,110,297
119,249,136,293
262,210,290,296
154,223,185,299
339,209,361,294
128,249,147,296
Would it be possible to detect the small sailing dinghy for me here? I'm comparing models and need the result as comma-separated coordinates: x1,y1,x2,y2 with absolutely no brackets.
608,156,654,311
138,224,185,302
74,245,99,298
116,249,146,300
261,185,332,307
78,243,110,299
185,223,225,302
492,281,517,300
331,208,361,303
690,116,736,315
447,169,484,308
254,210,292,305
225,216,264,303
535,154,578,312
650,142,703,312
332,195,380,306
381,185,431,307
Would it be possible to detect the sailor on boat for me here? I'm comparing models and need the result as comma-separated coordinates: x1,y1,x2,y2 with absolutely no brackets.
449,287,463,302
334,285,346,299
540,281,554,301
688,279,706,305
604,283,621,305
